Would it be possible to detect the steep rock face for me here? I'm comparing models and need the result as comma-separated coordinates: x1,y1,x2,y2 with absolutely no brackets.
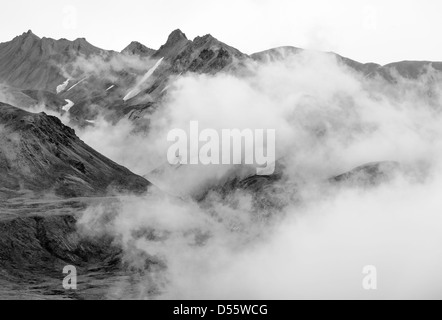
378,61,442,81
0,195,128,299
153,30,246,75
2,29,441,126
330,161,400,187
0,84,67,113
251,46,303,62
0,103,150,198
0,214,120,276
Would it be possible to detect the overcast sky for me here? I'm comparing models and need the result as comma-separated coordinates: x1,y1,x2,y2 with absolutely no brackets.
1,0,441,65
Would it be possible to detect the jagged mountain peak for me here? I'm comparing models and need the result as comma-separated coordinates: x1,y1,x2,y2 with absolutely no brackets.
193,33,216,42
10,29,40,45
0,32,107,91
73,37,88,44
167,29,188,43
21,29,39,38
154,29,191,59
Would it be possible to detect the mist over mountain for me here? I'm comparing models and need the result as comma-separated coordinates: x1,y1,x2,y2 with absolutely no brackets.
1,29,441,95
0,30,105,91
0,102,152,299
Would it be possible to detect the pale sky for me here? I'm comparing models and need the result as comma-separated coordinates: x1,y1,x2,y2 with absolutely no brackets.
1,0,441,65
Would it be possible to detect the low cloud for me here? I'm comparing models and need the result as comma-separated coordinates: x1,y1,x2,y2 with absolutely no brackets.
67,50,442,299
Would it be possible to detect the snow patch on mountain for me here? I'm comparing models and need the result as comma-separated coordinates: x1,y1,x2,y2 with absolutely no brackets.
67,77,88,91
56,79,70,93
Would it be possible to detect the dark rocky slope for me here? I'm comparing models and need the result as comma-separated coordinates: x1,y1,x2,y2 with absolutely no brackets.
0,102,150,198
252,46,442,80
0,103,154,299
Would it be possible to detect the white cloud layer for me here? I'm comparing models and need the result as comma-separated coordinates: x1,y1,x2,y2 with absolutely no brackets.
72,50,442,299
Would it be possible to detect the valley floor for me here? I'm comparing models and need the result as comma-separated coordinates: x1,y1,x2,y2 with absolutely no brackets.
0,196,137,300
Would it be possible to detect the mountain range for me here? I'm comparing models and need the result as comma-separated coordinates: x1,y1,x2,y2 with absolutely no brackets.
1,29,441,125
0,29,439,299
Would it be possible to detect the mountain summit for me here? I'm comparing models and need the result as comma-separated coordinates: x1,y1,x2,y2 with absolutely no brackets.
165,29,188,45
122,41,156,57
1,29,442,124
154,29,191,59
